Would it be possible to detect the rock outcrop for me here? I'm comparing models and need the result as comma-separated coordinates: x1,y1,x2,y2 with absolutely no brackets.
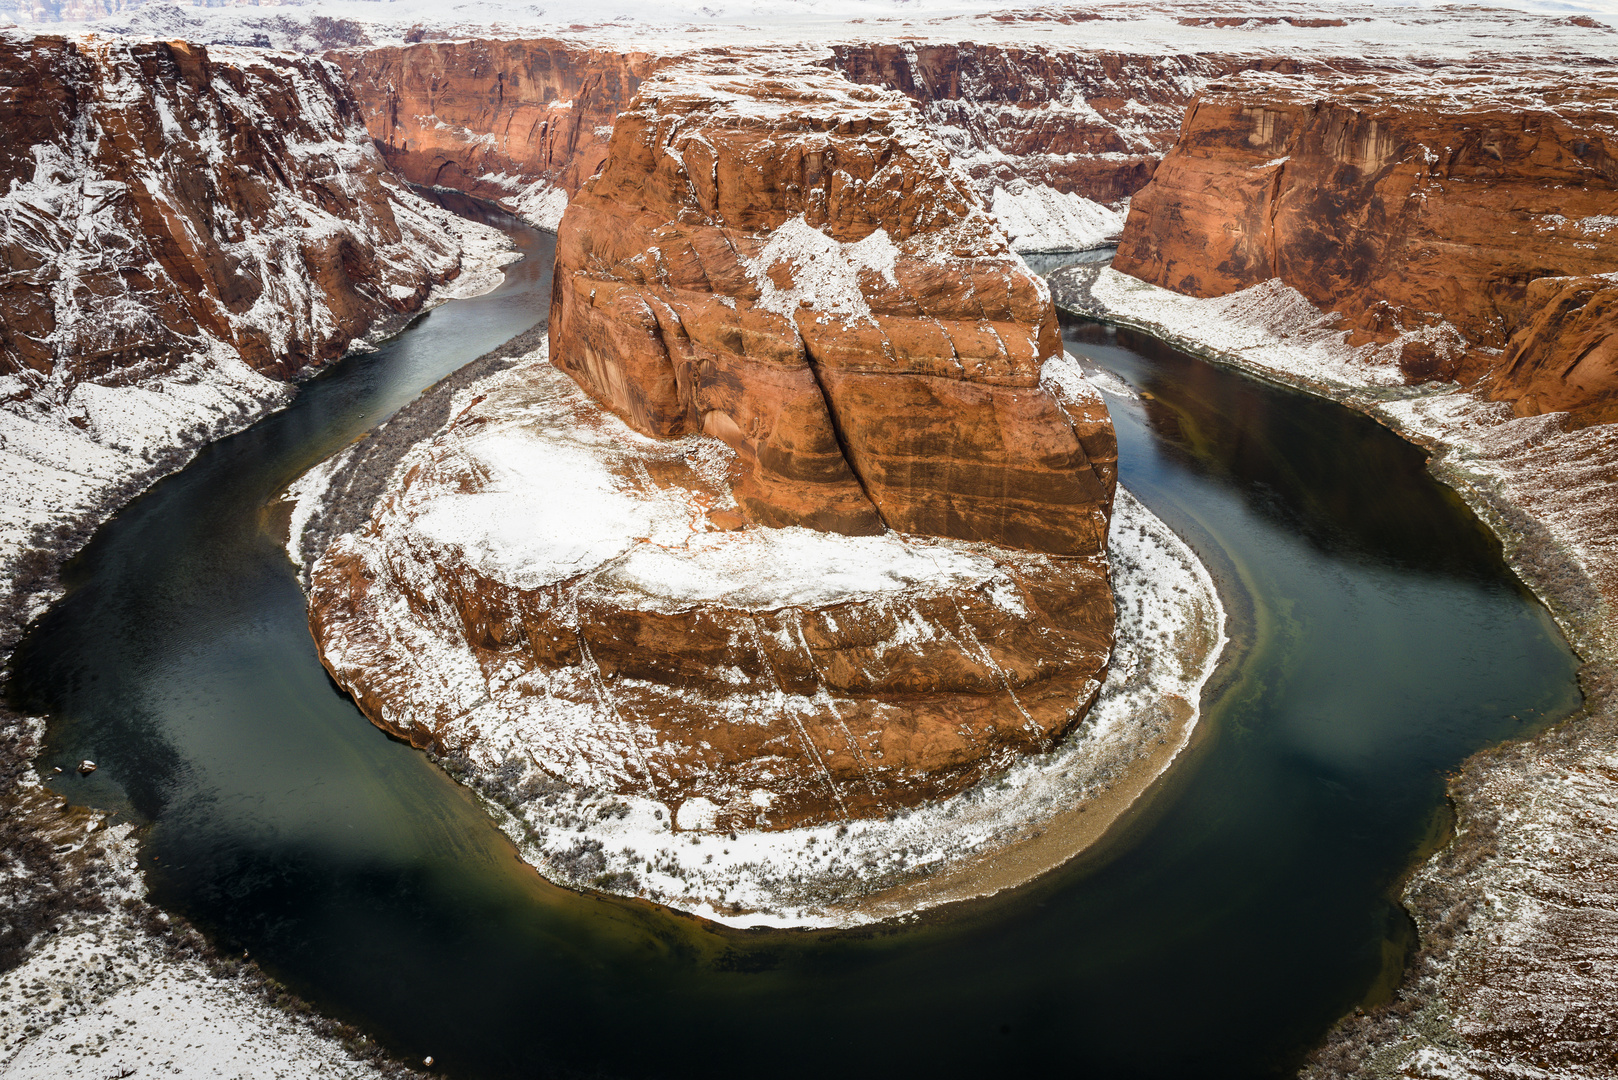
308,59,1119,832
330,39,671,228
549,59,1117,557
307,350,1116,832
1114,69,1618,418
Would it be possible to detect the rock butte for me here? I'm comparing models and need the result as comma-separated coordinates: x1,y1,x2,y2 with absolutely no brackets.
1114,69,1618,424
307,60,1120,831
549,59,1118,555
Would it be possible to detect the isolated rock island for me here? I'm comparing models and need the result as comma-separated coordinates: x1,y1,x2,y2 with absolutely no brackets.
305,60,1122,834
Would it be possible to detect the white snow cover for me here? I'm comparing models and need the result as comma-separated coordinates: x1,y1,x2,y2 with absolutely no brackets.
991,181,1124,252
0,806,392,1078
300,347,1227,928
1087,268,1413,391
15,1,1616,54
745,215,900,323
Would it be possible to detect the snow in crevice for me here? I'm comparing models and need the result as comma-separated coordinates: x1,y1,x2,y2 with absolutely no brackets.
990,181,1125,253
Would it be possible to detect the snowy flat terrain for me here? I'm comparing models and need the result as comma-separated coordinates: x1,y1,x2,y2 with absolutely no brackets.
12,0,1616,52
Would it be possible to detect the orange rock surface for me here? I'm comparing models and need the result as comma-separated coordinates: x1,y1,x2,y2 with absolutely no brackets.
0,35,466,390
1114,69,1618,417
548,58,1118,556
331,39,672,223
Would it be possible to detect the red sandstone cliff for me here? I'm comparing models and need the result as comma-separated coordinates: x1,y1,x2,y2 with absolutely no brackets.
330,39,671,227
0,35,471,391
1114,70,1618,420
307,58,1119,831
549,58,1117,556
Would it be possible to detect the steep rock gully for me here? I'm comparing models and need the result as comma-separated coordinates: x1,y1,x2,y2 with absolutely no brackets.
3,206,1580,1080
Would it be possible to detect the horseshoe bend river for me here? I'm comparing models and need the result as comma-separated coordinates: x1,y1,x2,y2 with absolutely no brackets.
5,205,1582,1079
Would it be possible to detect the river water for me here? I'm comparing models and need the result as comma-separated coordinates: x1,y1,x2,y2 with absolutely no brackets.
5,207,1581,1079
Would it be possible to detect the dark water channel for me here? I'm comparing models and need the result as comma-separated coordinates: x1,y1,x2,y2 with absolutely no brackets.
5,218,1581,1079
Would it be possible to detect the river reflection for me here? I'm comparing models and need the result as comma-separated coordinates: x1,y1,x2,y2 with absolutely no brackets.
4,234,1581,1080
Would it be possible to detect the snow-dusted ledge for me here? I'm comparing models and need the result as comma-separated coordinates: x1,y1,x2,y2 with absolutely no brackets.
990,181,1125,253
289,348,1228,928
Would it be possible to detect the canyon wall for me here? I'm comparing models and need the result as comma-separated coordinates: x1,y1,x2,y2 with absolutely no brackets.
330,39,671,228
0,33,485,643
0,34,469,390
1113,70,1618,422
549,58,1117,556
822,42,1209,204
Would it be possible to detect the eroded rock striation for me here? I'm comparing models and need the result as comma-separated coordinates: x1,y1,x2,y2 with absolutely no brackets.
1114,69,1618,419
550,59,1117,556
331,39,671,228
308,61,1119,832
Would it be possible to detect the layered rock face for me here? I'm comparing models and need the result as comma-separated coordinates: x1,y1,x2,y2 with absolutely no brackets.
549,60,1117,557
1114,70,1618,418
0,35,466,390
310,60,1119,832
0,33,485,640
308,352,1115,832
331,39,670,228
824,43,1209,204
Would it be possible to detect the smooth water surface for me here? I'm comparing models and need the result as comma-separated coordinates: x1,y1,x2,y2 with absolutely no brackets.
6,233,1580,1080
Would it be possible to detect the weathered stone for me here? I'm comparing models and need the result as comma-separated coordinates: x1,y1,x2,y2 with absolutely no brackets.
548,58,1118,556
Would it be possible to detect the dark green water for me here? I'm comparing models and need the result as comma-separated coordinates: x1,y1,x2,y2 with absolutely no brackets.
5,219,1580,1080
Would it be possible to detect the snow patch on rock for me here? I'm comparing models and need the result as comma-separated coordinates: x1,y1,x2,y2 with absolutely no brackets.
991,181,1124,252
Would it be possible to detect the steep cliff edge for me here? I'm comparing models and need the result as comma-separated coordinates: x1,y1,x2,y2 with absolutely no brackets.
0,33,501,644
1114,69,1618,421
550,59,1117,555
330,39,671,228
306,60,1120,836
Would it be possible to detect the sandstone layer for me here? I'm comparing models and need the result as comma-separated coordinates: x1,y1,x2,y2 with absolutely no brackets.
0,35,468,390
1114,69,1618,422
306,351,1116,832
549,59,1117,557
822,43,1329,205
331,39,672,227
